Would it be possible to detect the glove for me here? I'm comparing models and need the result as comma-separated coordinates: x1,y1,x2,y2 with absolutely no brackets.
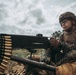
50,37,60,47
41,57,51,64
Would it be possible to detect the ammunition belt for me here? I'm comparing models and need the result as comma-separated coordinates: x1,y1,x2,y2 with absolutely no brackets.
0,35,12,74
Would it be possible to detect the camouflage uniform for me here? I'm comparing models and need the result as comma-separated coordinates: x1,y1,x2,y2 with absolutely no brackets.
56,28,76,65
56,12,76,65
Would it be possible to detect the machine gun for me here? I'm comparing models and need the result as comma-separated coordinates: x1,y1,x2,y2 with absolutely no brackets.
0,33,53,74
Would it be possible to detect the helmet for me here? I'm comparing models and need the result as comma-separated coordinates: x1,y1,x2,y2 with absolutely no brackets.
59,12,76,23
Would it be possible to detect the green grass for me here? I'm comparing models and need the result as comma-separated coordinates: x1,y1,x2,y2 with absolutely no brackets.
12,49,30,58
12,48,43,58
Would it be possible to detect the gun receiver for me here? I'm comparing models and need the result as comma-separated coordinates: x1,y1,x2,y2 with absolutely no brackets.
2,34,50,49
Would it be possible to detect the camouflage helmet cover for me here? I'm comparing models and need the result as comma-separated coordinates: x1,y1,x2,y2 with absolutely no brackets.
59,12,76,23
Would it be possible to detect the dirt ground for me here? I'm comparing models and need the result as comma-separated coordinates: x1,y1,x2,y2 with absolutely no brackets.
4,61,25,75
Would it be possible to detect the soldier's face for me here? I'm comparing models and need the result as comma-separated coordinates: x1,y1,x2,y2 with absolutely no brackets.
60,19,73,31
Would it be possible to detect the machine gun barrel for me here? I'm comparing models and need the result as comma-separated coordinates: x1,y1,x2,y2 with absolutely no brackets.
11,55,56,72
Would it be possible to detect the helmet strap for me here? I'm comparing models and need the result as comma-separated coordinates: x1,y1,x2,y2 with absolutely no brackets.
71,20,76,26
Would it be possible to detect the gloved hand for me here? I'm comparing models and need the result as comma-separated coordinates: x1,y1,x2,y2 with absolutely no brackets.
41,57,51,64
49,37,60,47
